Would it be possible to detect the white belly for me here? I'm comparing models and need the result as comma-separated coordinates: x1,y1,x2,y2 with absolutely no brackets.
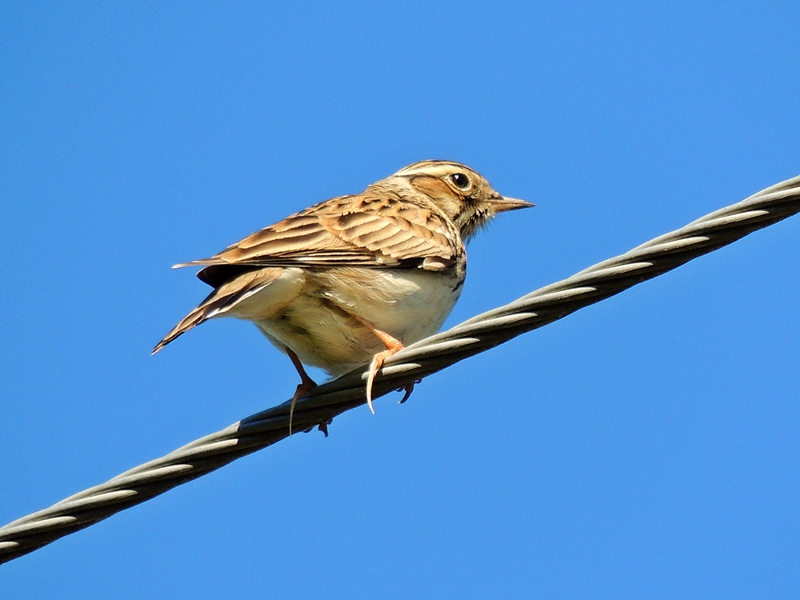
243,266,461,376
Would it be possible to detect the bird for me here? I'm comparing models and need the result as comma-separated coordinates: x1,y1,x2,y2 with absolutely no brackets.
153,160,533,433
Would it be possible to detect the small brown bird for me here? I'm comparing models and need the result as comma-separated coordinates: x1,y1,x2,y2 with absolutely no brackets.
153,160,532,430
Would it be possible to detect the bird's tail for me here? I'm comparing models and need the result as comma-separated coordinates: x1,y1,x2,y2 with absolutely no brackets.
152,269,279,355
152,291,222,354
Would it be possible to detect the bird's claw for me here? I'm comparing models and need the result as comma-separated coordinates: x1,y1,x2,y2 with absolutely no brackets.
397,379,420,404
302,417,332,437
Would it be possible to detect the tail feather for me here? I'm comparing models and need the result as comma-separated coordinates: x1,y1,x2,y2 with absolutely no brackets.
152,269,281,354
152,291,221,354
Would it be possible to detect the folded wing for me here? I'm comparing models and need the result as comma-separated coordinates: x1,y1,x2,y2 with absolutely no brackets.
177,192,461,287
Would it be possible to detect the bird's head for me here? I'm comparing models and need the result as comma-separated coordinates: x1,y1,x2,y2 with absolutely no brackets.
387,160,533,241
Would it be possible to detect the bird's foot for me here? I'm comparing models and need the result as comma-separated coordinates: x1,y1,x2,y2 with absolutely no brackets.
350,315,406,414
286,347,319,435
289,378,318,435
397,380,420,404
365,338,404,414
316,417,333,437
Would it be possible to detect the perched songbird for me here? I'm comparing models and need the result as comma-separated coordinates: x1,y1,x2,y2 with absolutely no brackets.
153,160,532,430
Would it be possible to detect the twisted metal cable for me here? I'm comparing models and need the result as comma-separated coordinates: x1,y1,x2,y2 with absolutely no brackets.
2,174,799,565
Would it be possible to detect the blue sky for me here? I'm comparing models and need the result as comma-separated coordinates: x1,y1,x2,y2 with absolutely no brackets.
2,3,799,597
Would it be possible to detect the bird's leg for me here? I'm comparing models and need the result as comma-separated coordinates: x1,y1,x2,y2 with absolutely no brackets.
351,316,406,414
286,347,317,435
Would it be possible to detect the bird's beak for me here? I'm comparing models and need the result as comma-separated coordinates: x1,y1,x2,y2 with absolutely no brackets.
490,195,535,213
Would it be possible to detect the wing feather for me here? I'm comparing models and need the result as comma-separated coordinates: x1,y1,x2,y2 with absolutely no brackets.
177,190,461,287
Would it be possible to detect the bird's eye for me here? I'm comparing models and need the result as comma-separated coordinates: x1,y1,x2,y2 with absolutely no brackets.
450,173,470,190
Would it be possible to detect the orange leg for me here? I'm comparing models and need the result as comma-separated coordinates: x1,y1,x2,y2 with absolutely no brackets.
352,316,407,414
286,347,317,435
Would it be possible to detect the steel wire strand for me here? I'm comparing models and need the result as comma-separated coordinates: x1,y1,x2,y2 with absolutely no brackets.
1,174,799,565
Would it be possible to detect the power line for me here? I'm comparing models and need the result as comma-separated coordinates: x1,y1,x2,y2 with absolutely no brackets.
2,173,799,565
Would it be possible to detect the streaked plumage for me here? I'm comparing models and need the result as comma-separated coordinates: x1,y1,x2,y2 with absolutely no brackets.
153,160,532,430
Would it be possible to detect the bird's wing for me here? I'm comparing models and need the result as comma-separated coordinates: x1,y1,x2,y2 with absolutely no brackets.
176,192,461,287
